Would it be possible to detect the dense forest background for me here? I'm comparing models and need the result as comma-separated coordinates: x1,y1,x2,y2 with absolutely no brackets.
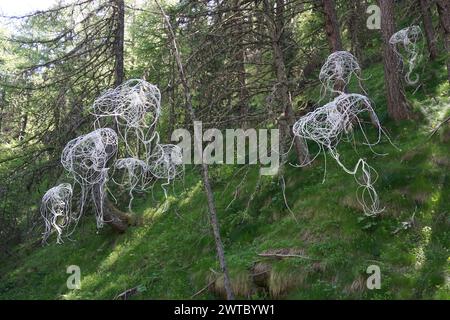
0,0,449,300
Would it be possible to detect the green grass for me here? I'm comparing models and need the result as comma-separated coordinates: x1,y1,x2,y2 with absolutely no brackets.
0,60,449,300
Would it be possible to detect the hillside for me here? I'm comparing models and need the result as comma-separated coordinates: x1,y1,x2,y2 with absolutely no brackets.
1,59,448,300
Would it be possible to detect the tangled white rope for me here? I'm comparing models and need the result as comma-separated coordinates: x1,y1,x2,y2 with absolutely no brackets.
41,183,73,244
92,79,161,157
61,128,118,228
389,25,423,85
114,158,150,211
147,144,184,199
41,79,186,242
319,51,364,96
293,93,384,216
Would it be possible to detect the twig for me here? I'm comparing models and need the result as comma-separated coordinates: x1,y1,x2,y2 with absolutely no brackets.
190,279,216,299
427,115,450,140
114,285,145,300
257,253,314,260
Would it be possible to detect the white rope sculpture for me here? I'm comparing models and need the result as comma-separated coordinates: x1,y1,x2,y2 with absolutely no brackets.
319,51,364,96
389,25,423,85
114,158,150,211
147,144,184,199
41,79,186,242
41,183,73,244
61,128,118,228
92,79,161,157
293,93,384,216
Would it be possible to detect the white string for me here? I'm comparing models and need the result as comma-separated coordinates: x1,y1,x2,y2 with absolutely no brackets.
61,128,118,228
92,79,161,157
40,183,73,244
319,51,365,97
146,144,184,211
389,25,423,86
293,93,384,216
114,158,150,212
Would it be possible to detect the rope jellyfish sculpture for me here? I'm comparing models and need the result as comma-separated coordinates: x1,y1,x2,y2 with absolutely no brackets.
92,79,161,157
114,158,150,212
293,93,384,216
41,79,185,243
319,51,364,96
41,183,73,244
389,25,423,86
61,128,118,228
147,144,184,200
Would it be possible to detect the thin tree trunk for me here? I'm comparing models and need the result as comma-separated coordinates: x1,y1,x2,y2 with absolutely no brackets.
0,91,5,133
420,0,438,61
167,57,176,137
322,0,343,52
114,0,125,87
264,0,310,166
348,1,364,61
156,0,235,300
94,0,129,233
436,0,450,84
18,113,28,141
379,0,412,121
321,0,345,92
233,0,249,129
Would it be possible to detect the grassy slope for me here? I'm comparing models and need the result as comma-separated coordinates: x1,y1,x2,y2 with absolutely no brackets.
0,60,449,300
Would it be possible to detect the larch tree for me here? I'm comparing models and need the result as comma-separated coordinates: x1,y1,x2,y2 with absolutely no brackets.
419,0,438,61
263,0,310,166
155,0,235,301
321,0,343,52
379,0,412,121
436,0,450,84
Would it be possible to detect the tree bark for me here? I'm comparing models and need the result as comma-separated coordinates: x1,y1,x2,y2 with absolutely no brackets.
436,0,450,84
233,0,250,129
322,0,343,52
379,0,412,121
420,0,438,61
264,0,310,166
93,187,129,233
96,0,128,233
347,0,364,61
18,113,28,141
156,0,235,300
114,0,125,87
0,90,5,133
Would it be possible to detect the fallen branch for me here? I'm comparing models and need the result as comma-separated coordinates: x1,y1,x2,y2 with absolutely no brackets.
257,253,314,260
114,285,146,300
190,279,216,299
428,115,450,140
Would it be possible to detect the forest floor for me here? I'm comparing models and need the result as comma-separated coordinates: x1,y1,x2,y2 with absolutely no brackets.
0,60,449,300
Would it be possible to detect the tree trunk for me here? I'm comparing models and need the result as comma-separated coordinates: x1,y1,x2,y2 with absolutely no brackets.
95,0,128,233
114,0,125,87
0,90,5,133
379,0,412,121
322,0,343,52
321,0,345,92
420,0,438,61
348,0,364,61
156,0,235,300
93,187,129,233
264,0,310,166
18,113,28,141
436,0,450,84
233,0,250,129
